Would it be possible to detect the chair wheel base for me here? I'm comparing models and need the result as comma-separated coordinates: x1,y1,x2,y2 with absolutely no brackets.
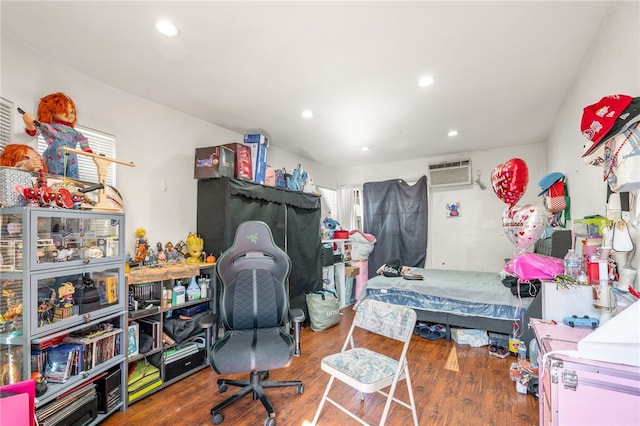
265,417,275,426
212,411,223,424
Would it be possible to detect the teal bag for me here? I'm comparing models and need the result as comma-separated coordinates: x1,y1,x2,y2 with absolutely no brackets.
305,290,340,332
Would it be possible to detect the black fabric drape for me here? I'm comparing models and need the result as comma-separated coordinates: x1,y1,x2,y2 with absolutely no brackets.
363,176,428,278
197,177,322,317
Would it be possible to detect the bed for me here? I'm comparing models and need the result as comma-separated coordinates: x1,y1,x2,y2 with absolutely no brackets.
358,268,542,340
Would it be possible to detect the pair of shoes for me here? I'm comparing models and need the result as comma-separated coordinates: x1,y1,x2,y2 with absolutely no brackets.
421,324,447,341
414,321,429,336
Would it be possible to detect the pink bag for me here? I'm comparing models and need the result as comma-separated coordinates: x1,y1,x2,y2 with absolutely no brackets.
503,252,564,281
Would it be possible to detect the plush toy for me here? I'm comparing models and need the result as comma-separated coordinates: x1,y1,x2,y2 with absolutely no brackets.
286,164,308,191
322,217,341,239
22,92,92,179
0,143,47,173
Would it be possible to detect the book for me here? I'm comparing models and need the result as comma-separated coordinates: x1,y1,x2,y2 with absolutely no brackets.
137,317,161,351
44,344,76,383
128,322,139,357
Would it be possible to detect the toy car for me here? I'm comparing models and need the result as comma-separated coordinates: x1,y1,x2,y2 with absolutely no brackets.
563,315,599,329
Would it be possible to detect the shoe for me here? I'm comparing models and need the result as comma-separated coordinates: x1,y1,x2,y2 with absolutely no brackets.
414,321,429,336
418,324,434,338
426,324,447,341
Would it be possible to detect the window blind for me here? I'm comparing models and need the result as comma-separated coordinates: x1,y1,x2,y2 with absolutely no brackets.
37,125,116,186
0,97,13,151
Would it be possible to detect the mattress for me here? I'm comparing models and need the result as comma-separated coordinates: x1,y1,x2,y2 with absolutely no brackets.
361,268,533,321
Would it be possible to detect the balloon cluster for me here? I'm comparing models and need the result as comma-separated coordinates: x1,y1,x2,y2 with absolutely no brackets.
491,158,548,253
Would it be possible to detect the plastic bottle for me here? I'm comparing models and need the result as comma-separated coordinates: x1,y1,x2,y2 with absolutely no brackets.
528,338,539,368
172,279,186,306
186,276,201,301
563,249,581,279
518,342,527,362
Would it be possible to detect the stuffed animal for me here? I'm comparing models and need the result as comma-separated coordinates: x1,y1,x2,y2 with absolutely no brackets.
22,92,92,179
286,164,308,191
322,217,341,239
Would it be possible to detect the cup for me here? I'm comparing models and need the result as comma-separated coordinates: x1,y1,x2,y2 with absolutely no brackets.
618,267,637,291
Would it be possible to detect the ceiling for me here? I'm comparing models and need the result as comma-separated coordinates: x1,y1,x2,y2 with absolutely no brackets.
1,1,615,168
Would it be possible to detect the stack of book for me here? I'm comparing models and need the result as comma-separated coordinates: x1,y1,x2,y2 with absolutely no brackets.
35,383,98,426
62,325,122,372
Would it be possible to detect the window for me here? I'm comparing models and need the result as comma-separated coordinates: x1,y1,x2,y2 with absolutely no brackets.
0,97,13,150
37,125,117,186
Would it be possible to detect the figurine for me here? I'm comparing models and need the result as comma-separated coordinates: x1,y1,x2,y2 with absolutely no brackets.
185,233,204,263
21,92,92,178
156,242,167,262
57,282,75,308
134,228,149,263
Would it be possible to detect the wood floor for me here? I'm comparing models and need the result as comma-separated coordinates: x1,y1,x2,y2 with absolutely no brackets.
102,307,538,426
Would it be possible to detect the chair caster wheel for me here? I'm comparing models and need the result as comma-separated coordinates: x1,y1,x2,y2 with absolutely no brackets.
264,417,275,426
297,384,304,394
212,412,224,424
218,383,228,392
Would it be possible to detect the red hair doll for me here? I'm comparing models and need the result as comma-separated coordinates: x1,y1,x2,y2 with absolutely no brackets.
0,143,47,173
22,92,92,178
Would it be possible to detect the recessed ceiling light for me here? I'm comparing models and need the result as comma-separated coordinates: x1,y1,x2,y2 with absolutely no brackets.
302,110,314,119
156,20,179,37
448,130,459,137
361,146,370,152
418,75,434,87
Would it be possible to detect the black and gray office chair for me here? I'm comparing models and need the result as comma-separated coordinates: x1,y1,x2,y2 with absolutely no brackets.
209,221,304,426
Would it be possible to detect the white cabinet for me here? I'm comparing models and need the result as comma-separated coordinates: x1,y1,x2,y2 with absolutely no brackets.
321,239,352,307
541,281,601,322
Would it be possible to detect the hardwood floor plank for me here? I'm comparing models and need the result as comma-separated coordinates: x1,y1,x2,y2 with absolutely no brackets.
102,307,538,425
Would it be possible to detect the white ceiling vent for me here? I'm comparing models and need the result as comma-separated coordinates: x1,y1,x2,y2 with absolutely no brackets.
428,160,472,188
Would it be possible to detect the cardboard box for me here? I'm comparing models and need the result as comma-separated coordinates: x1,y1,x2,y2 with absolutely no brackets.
194,146,235,179
243,134,269,184
345,265,360,277
223,143,253,180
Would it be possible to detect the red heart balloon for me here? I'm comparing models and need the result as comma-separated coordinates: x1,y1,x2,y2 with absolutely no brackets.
491,158,529,207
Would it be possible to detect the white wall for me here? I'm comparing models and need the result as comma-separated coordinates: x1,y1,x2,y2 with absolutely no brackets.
1,34,334,254
545,1,640,287
338,143,547,272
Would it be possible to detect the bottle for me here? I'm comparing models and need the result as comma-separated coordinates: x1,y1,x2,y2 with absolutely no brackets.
563,249,581,279
577,270,589,285
172,279,186,306
518,342,527,363
186,276,201,301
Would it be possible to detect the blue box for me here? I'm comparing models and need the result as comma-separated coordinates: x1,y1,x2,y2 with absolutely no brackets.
174,302,209,317
243,134,269,184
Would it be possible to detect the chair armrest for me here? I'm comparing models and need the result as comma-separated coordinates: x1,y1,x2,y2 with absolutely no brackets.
289,308,305,357
289,308,305,323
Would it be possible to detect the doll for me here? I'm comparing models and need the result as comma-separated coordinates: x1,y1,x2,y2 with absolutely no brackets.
0,143,48,173
22,92,92,179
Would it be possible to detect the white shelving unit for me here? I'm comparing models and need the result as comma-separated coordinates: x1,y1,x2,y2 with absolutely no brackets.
321,239,352,307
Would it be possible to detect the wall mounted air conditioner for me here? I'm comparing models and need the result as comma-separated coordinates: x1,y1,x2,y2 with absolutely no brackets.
428,160,472,188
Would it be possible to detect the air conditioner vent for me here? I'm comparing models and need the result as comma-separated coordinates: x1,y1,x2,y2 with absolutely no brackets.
428,160,472,188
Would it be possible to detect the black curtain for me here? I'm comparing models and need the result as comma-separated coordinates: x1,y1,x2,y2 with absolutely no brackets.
363,176,428,278
197,178,322,316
